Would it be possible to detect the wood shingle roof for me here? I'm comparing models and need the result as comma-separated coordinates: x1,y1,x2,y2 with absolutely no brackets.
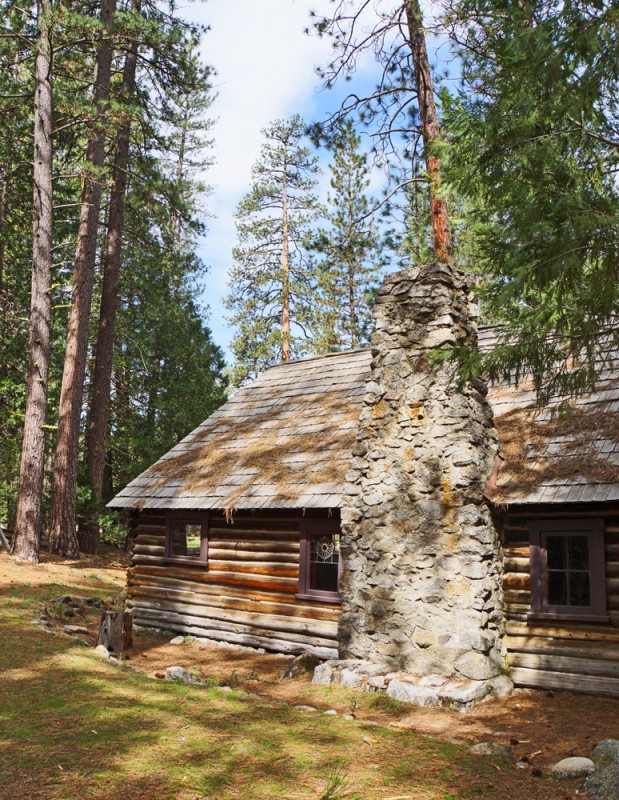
479,327,619,505
108,348,372,512
109,326,619,512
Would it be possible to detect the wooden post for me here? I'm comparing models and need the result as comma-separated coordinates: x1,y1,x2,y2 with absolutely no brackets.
97,610,133,654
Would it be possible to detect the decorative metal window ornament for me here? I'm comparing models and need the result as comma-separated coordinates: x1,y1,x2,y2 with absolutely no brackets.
316,536,334,560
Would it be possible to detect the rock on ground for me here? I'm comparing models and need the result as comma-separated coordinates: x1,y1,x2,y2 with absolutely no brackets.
62,625,89,634
585,763,619,800
551,757,596,780
280,652,321,680
169,636,185,645
592,741,619,771
165,666,198,684
469,742,515,761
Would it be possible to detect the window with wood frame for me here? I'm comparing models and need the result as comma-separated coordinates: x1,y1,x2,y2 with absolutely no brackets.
528,519,607,622
165,514,209,565
297,522,341,603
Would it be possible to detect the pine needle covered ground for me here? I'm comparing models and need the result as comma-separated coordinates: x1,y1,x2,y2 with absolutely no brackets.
1,550,617,800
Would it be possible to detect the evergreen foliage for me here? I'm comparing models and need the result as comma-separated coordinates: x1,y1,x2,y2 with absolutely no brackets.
310,0,453,264
226,116,322,384
381,156,434,268
0,0,226,536
310,121,380,350
445,0,619,400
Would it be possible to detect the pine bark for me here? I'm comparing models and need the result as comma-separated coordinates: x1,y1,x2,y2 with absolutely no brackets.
348,267,358,348
83,7,140,554
12,0,54,563
0,160,8,297
281,154,290,361
0,54,20,305
405,0,452,262
48,0,117,557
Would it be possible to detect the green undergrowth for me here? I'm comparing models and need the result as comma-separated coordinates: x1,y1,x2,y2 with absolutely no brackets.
0,555,505,800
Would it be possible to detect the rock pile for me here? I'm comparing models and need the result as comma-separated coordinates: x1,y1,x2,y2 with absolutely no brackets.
312,658,511,711
550,739,619,799
585,740,619,800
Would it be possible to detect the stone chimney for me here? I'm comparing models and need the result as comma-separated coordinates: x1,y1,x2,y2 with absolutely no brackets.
337,263,510,706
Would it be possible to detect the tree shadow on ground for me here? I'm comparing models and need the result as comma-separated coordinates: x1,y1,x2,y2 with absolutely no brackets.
0,603,501,800
1,554,610,800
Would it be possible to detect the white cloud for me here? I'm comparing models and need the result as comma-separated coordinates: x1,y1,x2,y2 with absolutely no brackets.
177,0,438,358
184,0,337,207
179,0,346,354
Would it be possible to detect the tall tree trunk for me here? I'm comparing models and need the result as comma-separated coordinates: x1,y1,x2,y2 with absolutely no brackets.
12,0,54,563
0,155,10,366
0,52,20,304
405,0,452,262
348,264,357,348
281,154,290,361
0,160,9,298
48,0,117,558
173,94,189,249
346,201,358,348
84,6,140,552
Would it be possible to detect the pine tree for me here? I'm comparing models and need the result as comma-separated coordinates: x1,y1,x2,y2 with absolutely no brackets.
311,121,380,350
313,0,452,262
445,0,619,399
84,0,142,549
0,2,38,532
108,154,227,492
0,0,225,555
48,0,117,558
226,116,322,384
12,0,54,562
80,21,219,547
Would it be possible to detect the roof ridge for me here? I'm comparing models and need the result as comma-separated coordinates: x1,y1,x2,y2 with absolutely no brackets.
265,347,371,369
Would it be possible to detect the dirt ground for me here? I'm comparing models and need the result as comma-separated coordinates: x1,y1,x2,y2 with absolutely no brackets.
4,547,619,790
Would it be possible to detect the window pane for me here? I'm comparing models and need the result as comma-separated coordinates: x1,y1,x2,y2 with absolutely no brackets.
309,533,339,593
546,536,566,569
548,571,567,606
171,522,202,557
569,572,590,606
310,561,339,592
568,536,589,570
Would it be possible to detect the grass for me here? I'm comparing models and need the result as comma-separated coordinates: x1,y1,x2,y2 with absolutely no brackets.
0,552,540,800
367,692,407,714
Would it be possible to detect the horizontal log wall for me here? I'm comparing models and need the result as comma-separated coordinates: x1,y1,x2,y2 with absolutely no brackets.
128,503,619,696
127,511,340,658
502,504,619,697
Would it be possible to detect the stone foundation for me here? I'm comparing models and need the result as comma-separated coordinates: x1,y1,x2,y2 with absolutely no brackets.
339,263,510,705
312,659,512,711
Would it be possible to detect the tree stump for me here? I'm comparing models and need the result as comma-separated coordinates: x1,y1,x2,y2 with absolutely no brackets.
0,526,10,553
97,610,133,655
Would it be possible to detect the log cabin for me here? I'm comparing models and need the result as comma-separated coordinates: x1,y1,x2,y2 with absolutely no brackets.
109,348,372,659
109,320,619,696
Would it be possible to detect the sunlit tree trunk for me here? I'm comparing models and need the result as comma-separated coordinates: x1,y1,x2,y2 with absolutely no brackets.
12,0,54,563
281,153,290,361
83,2,140,554
48,0,117,558
405,0,452,262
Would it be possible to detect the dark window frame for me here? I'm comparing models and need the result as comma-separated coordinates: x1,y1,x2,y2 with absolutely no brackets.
296,520,342,604
528,518,607,622
164,512,209,567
